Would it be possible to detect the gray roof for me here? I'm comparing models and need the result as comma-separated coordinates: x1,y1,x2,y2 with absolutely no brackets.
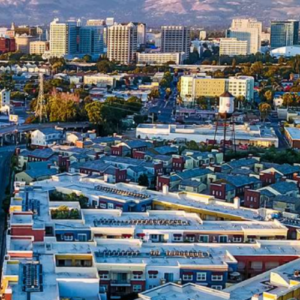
123,140,151,149
274,164,300,176
269,181,299,194
180,179,202,188
227,158,257,169
25,168,57,179
154,146,178,155
176,168,212,180
273,195,300,204
27,148,54,159
38,128,62,135
216,173,261,188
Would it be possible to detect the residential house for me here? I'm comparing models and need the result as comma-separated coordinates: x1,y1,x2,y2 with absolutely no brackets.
31,128,64,148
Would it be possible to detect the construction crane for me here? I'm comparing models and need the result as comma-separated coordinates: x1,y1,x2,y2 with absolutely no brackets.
35,73,47,123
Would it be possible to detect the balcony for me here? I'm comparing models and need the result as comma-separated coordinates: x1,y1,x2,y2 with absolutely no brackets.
110,279,131,286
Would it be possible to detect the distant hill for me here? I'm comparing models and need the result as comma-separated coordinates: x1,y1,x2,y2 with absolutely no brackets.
0,0,300,27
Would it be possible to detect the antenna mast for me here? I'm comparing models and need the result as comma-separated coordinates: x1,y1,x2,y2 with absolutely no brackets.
35,73,47,123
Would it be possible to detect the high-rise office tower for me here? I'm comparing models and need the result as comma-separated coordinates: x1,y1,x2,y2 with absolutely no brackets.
79,26,104,55
161,26,190,58
50,18,77,57
270,20,299,48
107,23,137,64
227,18,262,54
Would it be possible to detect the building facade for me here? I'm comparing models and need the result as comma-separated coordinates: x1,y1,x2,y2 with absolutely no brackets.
227,18,262,54
219,38,248,56
137,52,184,65
271,20,299,48
29,41,49,55
180,75,255,103
161,26,190,59
107,23,138,64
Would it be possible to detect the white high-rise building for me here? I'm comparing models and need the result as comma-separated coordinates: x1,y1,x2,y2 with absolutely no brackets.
107,23,137,64
227,18,262,54
136,23,146,48
50,18,77,57
161,26,190,58
220,38,248,56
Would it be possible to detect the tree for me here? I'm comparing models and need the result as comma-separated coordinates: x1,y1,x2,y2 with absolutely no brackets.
96,60,114,73
138,174,149,187
259,102,271,123
148,89,160,100
251,61,264,77
82,54,92,63
85,102,103,126
264,90,274,104
186,140,200,151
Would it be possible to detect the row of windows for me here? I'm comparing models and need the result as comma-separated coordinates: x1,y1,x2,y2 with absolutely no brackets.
100,273,223,282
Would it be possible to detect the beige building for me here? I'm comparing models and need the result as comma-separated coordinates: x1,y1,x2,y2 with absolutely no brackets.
15,34,36,54
137,52,184,65
29,41,48,55
84,73,124,88
180,75,255,104
220,38,248,56
107,23,137,64
50,18,77,57
227,18,262,54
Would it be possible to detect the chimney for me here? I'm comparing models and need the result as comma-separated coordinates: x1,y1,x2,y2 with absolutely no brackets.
233,197,240,209
163,184,169,195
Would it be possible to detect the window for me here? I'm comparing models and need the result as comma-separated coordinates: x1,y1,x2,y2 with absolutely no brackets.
107,203,114,209
173,235,182,241
219,235,228,243
233,236,242,243
99,274,109,279
151,234,158,241
182,274,193,281
211,274,223,281
186,235,195,242
199,235,209,243
211,285,223,290
78,234,87,242
99,203,106,209
149,274,157,279
149,285,156,289
64,234,73,241
133,285,142,292
133,274,142,279
251,261,263,271
196,272,206,281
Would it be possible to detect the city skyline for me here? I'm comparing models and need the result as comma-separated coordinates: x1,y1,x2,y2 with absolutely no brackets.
0,0,300,27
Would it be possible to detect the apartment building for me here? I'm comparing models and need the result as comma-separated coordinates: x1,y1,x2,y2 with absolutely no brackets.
161,26,190,59
107,22,138,64
50,18,77,57
180,75,255,103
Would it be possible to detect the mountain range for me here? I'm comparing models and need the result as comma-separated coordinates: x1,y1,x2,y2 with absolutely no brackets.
1,0,300,27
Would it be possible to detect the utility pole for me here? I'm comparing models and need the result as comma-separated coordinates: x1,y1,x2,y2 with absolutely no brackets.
35,73,47,123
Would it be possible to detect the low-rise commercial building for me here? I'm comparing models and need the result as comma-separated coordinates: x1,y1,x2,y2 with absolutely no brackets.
137,52,184,65
220,38,248,56
136,124,279,148
29,41,49,55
